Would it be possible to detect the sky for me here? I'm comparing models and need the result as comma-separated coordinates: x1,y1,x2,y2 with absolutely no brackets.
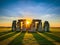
0,0,60,27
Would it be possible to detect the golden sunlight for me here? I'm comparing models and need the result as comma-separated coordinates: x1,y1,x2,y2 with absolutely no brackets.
26,19,32,25
26,21,30,24
26,19,32,28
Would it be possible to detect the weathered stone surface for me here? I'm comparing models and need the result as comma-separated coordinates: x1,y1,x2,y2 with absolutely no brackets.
16,20,21,31
12,19,50,32
28,21,36,32
28,19,42,32
22,19,26,32
17,19,26,32
43,21,50,32
12,20,16,31
38,20,42,32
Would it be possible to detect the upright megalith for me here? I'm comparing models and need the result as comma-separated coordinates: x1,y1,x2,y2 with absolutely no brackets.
28,20,36,32
12,19,50,32
16,20,21,31
28,19,42,32
21,19,26,32
38,20,42,32
43,21,50,32
17,19,26,32
12,20,16,31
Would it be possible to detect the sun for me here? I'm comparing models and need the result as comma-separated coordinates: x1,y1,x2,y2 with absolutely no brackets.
26,19,32,28
26,21,30,24
25,18,32,28
26,19,32,25
26,20,31,28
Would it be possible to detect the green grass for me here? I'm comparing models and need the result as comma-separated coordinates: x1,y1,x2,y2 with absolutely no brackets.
0,31,12,36
0,32,60,45
0,27,60,45
42,32,60,43
51,32,60,37
32,33,55,45
0,32,19,41
8,32,25,45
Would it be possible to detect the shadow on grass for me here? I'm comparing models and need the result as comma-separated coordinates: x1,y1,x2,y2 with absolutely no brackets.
0,31,12,36
32,33,55,45
8,32,25,45
51,32,60,37
0,32,19,41
42,32,60,43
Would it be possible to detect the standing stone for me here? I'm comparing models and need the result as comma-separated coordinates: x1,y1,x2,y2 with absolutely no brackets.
28,20,36,32
19,19,26,32
12,20,16,31
32,21,36,32
43,21,50,32
22,20,26,32
16,20,21,31
38,20,42,32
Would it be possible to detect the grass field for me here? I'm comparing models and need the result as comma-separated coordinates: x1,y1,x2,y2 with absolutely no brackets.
0,27,60,45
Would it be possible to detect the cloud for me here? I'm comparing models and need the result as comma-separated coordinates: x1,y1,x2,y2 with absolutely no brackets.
0,16,22,22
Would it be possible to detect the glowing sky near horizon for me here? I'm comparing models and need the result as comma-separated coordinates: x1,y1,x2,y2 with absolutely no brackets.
0,0,60,27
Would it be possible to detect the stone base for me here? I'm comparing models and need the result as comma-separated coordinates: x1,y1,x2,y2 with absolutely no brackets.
16,28,20,31
22,29,26,32
28,30,36,32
